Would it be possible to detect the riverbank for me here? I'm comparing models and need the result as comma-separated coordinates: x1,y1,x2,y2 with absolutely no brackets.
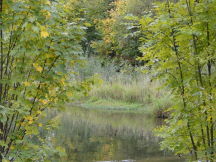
76,98,160,116
74,57,173,118
75,99,171,118
76,79,173,117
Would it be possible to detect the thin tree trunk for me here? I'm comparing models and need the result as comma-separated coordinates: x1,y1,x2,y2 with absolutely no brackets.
166,0,198,159
0,0,4,159
206,8,214,160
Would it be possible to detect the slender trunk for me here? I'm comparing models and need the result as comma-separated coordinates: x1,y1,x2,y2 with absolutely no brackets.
185,0,215,160
0,0,3,102
0,0,4,158
206,10,214,160
166,0,198,159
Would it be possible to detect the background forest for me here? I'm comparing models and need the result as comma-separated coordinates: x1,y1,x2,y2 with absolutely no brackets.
0,0,215,161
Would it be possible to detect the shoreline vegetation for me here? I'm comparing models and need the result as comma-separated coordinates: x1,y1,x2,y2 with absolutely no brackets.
73,57,173,118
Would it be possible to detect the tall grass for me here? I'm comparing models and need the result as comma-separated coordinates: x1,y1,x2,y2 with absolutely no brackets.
75,57,173,115
89,74,173,113
90,76,153,103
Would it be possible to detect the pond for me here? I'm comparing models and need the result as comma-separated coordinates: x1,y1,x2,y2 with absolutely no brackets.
47,106,185,162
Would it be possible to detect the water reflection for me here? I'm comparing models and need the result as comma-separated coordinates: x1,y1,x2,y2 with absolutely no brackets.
49,107,184,162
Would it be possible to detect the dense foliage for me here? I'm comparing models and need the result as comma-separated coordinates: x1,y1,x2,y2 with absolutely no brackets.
66,0,115,56
0,0,89,161
91,0,146,65
71,0,152,65
138,0,216,160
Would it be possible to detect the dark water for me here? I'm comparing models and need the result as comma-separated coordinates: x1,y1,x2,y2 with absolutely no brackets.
47,107,184,162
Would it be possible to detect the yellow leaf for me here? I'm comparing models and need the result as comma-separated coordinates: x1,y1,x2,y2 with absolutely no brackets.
41,30,49,38
39,99,49,105
33,63,43,72
36,110,42,115
49,88,56,96
84,22,92,27
42,10,51,19
11,146,15,150
60,78,65,85
40,26,49,38
20,122,25,126
28,120,33,125
38,123,43,127
46,11,51,19
3,159,10,162
25,116,33,121
46,53,55,58
23,81,30,87
45,0,51,5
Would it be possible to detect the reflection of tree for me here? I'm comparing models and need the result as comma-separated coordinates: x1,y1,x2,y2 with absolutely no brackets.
48,108,173,161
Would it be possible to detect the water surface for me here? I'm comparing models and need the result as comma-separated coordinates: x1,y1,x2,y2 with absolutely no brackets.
48,107,184,162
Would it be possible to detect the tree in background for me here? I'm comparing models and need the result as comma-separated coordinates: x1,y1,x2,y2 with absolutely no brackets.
91,0,155,66
67,0,155,66
66,0,115,57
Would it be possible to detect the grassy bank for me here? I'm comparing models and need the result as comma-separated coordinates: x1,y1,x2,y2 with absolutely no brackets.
83,78,172,116
81,98,144,111
74,57,173,117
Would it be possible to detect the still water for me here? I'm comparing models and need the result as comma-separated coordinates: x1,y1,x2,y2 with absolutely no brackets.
48,107,184,162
